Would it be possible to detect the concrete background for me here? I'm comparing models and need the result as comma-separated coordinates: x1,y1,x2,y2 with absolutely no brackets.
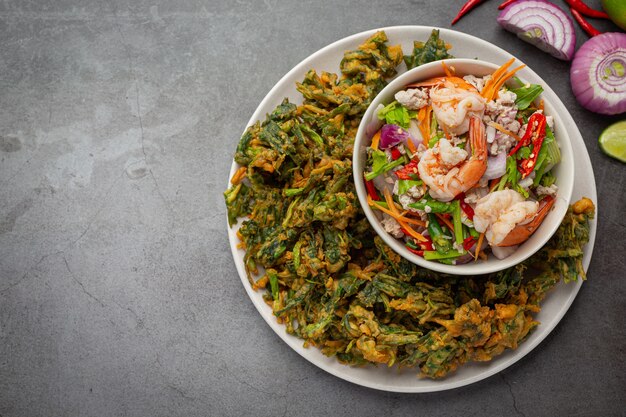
1,0,624,416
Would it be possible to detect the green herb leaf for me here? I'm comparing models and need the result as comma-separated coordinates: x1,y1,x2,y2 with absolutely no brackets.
377,101,415,129
511,80,544,110
397,179,423,195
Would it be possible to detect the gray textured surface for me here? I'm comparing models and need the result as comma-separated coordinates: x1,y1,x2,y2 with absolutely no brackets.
0,0,624,416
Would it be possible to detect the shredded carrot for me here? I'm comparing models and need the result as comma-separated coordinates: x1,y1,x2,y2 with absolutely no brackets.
399,211,427,227
230,166,247,185
442,61,454,77
481,58,515,98
406,133,417,154
371,130,381,151
418,106,432,146
488,121,522,142
407,76,474,90
489,65,525,100
436,213,455,234
474,232,485,261
481,58,523,101
489,178,501,192
382,189,427,242
367,196,426,227
441,123,452,141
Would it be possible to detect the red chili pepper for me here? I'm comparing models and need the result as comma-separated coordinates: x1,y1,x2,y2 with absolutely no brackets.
456,193,475,220
390,148,402,160
460,200,475,220
394,160,419,180
420,238,434,251
498,0,518,10
400,227,410,236
570,8,603,37
365,179,380,201
565,0,609,19
517,115,547,178
462,236,476,251
406,246,424,257
451,0,485,25
508,113,545,157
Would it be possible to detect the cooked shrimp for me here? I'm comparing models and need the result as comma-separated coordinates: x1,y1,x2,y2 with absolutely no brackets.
473,189,544,247
430,79,486,135
418,116,487,202
497,196,555,247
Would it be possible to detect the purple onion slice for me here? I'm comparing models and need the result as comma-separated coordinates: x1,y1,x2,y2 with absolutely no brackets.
497,0,576,61
570,33,626,115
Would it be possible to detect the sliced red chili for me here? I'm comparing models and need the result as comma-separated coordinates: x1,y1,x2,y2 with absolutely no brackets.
460,201,474,220
457,193,475,220
406,246,424,257
463,236,476,251
517,115,547,178
394,160,419,180
509,113,546,157
419,238,434,251
365,179,380,201
390,148,402,160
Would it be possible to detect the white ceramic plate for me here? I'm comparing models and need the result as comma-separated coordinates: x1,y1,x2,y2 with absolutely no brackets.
226,26,598,393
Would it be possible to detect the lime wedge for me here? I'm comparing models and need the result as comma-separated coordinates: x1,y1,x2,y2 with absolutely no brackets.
599,121,626,163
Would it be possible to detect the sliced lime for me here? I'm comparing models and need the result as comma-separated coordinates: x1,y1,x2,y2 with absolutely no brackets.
599,121,626,163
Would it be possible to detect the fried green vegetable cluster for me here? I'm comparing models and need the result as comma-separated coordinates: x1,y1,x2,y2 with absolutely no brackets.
225,30,594,379
404,29,453,70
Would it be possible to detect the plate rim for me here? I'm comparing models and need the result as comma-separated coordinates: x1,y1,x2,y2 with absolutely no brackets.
225,25,598,393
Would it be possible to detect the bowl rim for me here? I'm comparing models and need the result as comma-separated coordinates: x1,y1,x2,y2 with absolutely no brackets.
353,58,575,275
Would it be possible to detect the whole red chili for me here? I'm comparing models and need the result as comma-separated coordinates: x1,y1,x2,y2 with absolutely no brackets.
498,0,518,10
451,0,486,25
571,8,603,37
565,0,609,19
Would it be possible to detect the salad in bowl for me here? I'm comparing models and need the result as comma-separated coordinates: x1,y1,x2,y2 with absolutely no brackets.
354,58,573,274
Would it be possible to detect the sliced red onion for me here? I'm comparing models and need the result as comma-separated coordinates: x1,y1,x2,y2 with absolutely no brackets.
486,125,496,144
379,124,408,149
497,0,576,61
379,123,421,150
407,119,423,148
483,152,507,180
570,33,626,115
455,251,475,264
372,173,394,195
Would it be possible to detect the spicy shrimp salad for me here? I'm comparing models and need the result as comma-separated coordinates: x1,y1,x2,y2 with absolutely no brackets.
364,59,561,265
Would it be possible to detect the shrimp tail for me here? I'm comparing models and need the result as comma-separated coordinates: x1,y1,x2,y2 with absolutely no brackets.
469,116,487,160
497,196,556,247
453,116,487,192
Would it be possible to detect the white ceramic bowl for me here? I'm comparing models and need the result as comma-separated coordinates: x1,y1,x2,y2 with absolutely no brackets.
353,58,574,275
